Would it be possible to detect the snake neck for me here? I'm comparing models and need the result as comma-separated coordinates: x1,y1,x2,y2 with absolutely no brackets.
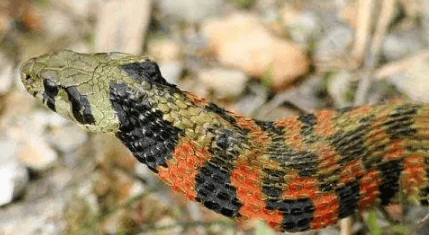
108,81,254,174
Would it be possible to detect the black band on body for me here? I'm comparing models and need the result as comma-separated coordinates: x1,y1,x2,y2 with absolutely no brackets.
336,181,359,218
195,162,242,217
330,127,368,164
109,83,182,172
379,160,402,205
266,198,314,232
297,114,317,138
194,128,247,218
385,105,418,140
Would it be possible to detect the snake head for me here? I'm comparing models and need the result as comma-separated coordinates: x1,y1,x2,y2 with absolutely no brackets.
20,50,172,133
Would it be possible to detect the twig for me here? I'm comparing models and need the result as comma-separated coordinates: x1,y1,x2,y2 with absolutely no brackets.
374,50,429,79
354,0,396,105
351,0,375,64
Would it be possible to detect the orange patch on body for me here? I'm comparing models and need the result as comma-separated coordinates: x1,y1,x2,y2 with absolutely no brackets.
282,171,339,230
233,113,269,146
283,171,317,199
315,110,335,137
345,106,373,118
310,193,339,229
275,117,304,151
366,109,389,144
157,140,211,200
339,160,364,185
315,143,338,174
230,160,284,231
383,140,404,161
401,155,426,196
358,170,380,211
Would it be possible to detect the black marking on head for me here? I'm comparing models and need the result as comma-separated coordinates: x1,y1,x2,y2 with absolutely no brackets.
195,162,242,218
330,126,368,164
206,103,238,125
109,83,183,172
385,105,418,140
379,160,402,205
336,181,359,218
265,198,314,232
121,61,176,88
42,79,59,111
64,86,96,124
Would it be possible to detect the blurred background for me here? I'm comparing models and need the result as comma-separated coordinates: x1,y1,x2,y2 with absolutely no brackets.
0,0,429,234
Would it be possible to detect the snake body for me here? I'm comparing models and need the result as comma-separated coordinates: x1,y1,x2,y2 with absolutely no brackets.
21,50,429,232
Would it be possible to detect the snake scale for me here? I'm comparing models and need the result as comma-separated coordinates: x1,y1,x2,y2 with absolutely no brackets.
20,50,429,232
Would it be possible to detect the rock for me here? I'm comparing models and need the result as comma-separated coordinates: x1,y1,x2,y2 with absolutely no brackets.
0,196,66,235
148,39,182,62
281,4,320,43
314,25,354,72
159,61,183,84
0,58,14,95
159,0,224,22
234,83,268,116
198,67,248,98
42,9,76,40
47,125,87,153
422,0,429,44
388,60,429,102
17,135,57,171
202,13,310,90
61,0,96,17
383,31,424,61
94,0,151,54
327,71,354,108
0,139,28,206
338,0,358,28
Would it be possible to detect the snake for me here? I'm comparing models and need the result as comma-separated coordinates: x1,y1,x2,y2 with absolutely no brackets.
20,50,429,232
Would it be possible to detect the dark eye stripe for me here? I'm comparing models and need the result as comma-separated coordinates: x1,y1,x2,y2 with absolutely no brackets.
64,86,95,124
42,79,59,111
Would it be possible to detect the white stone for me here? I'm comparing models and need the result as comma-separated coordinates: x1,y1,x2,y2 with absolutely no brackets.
389,60,429,102
198,68,248,98
0,60,14,94
159,0,224,22
0,139,28,206
159,61,183,84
